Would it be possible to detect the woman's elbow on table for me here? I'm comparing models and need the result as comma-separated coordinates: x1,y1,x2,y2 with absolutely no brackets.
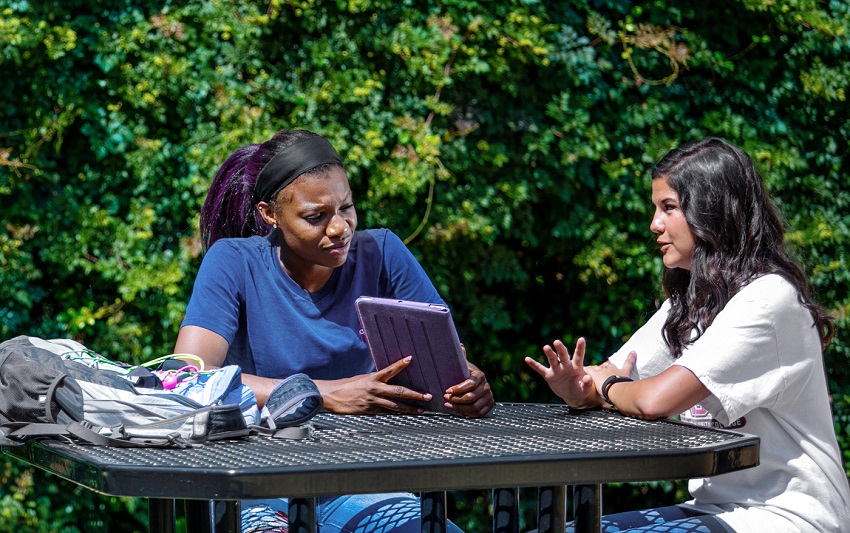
625,392,680,420
612,367,710,420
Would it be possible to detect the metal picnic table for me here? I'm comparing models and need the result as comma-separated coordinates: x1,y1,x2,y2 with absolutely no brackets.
2,402,760,533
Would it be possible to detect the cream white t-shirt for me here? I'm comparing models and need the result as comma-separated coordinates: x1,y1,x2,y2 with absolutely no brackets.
608,275,850,532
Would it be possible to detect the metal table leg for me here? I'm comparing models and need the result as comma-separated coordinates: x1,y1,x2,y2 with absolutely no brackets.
149,498,175,533
537,486,566,533
572,484,601,533
492,488,519,533
212,501,240,532
289,497,317,533
421,491,447,533
184,500,212,531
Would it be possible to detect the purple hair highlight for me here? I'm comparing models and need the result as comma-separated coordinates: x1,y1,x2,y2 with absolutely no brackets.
200,144,272,250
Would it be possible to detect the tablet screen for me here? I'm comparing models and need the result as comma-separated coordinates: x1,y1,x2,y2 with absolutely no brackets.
355,296,470,415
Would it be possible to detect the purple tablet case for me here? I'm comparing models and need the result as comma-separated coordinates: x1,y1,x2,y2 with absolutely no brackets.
355,297,470,415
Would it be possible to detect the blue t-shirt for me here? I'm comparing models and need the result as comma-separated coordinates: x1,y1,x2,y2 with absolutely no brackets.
181,229,446,380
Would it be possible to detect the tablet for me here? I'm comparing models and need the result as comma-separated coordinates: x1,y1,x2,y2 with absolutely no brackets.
355,296,470,415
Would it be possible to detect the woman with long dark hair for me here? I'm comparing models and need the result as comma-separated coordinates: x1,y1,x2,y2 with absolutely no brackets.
526,137,850,532
176,129,494,532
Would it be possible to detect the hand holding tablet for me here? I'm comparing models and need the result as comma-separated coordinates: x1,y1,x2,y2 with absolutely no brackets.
355,296,471,415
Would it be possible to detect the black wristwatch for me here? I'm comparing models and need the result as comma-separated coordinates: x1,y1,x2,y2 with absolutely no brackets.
600,375,634,406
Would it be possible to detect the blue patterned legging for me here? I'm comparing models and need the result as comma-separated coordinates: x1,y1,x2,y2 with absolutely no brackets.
565,505,733,533
241,493,465,533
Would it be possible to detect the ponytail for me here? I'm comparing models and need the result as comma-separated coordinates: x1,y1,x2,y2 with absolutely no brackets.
199,144,270,250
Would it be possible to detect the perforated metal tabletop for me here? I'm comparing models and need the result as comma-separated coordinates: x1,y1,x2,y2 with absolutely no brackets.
2,403,759,533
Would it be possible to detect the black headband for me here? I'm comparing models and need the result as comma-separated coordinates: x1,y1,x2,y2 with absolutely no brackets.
254,136,342,202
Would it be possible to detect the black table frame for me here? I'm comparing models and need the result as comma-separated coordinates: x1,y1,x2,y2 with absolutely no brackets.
2,403,759,533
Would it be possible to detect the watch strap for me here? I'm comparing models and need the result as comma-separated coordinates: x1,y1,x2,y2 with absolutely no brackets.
600,375,634,406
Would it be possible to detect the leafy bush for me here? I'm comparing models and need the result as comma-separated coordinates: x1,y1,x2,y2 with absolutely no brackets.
2,0,848,529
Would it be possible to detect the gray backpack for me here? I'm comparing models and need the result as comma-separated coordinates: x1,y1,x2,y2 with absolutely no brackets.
0,336,322,448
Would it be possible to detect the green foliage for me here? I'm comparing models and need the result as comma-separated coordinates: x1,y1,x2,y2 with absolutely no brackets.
0,459,145,532
2,0,849,528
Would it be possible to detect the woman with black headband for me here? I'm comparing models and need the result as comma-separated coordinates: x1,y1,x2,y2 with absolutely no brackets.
175,129,493,532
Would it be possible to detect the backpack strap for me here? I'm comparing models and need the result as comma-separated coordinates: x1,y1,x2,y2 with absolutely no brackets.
1,421,193,449
249,423,317,441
